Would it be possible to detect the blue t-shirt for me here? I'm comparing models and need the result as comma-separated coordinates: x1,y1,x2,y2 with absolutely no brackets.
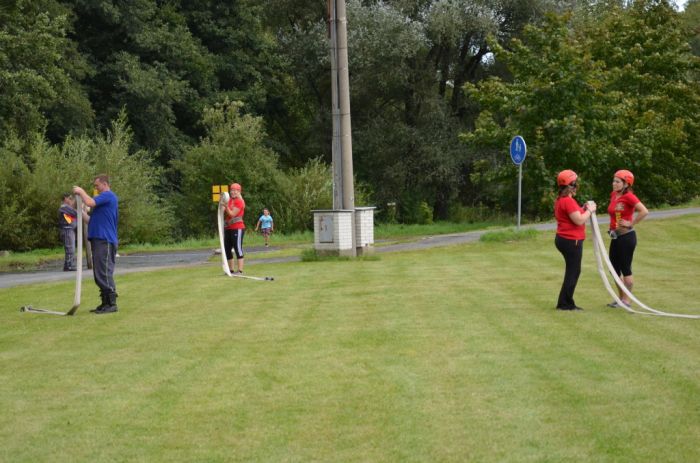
258,215,273,229
88,190,119,245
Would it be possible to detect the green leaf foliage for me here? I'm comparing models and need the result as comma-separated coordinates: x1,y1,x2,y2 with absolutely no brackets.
463,1,700,216
174,100,285,237
0,136,33,250
3,0,698,247
274,158,333,232
681,0,700,56
0,0,93,141
66,0,275,162
0,112,172,250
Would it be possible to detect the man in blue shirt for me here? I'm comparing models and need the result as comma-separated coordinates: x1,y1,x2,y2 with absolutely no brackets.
73,175,119,314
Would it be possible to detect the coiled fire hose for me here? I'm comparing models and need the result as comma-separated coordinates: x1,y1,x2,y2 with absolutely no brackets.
589,210,699,319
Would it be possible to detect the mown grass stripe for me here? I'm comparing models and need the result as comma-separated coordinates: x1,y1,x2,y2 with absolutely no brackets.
0,215,698,462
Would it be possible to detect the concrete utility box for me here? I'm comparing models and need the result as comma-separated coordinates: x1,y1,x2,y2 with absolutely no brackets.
354,207,376,255
312,207,376,256
313,209,354,256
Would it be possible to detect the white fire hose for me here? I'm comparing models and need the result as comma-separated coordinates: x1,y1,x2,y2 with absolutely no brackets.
589,210,699,319
20,196,83,316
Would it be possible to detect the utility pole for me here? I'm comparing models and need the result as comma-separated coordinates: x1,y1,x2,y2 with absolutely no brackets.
328,0,356,255
329,0,343,209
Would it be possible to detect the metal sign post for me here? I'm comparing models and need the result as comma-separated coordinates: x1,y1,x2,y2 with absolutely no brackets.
509,136,527,230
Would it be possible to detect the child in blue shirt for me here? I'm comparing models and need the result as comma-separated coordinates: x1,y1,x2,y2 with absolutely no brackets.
255,208,274,247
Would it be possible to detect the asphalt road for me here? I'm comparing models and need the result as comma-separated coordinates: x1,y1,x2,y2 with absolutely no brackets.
1,207,698,289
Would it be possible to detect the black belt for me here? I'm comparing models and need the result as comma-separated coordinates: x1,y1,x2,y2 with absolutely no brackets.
608,228,634,239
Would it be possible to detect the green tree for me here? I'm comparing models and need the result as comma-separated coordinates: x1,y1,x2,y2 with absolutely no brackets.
463,1,700,216
344,0,557,220
0,0,93,143
267,0,570,221
65,0,286,166
681,0,700,56
589,0,700,203
174,100,284,237
66,0,217,161
346,0,462,220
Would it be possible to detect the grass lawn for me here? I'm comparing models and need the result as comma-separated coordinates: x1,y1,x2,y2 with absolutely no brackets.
1,215,698,462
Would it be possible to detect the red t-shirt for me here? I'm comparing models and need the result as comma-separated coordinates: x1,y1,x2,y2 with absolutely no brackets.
555,196,585,240
607,191,639,230
225,197,246,230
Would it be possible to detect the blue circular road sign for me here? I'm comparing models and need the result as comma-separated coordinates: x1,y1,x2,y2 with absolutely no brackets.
510,136,527,165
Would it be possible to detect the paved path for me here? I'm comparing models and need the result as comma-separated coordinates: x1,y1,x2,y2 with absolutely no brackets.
1,207,698,289
374,207,699,252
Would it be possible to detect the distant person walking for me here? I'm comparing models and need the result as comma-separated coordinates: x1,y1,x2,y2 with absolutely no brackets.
606,169,649,308
223,182,246,273
554,170,596,311
73,174,119,314
58,193,78,271
255,208,274,247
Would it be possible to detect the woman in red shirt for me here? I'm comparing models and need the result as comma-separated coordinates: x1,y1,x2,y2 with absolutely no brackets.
554,170,597,311
606,170,648,308
223,182,246,274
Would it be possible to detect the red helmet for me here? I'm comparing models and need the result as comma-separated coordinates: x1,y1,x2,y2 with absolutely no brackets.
614,170,634,186
557,170,578,186
229,182,242,191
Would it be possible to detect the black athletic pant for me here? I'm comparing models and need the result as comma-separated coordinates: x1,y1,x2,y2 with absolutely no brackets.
609,230,637,277
555,235,583,309
224,229,245,260
91,239,117,296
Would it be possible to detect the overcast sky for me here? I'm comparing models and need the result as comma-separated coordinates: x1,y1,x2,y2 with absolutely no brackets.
673,0,688,10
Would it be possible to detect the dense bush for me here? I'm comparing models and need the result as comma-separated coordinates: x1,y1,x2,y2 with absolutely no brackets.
0,136,34,250
174,101,334,237
273,158,333,232
0,114,172,250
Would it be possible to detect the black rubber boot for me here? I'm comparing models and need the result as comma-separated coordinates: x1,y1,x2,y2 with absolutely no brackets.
90,293,108,313
95,292,118,314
